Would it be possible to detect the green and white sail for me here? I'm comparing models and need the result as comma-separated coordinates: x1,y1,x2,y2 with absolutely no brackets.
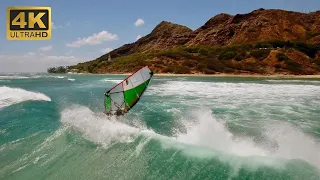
104,66,153,115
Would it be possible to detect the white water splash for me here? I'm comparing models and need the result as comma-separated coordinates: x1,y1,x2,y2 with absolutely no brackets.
175,109,268,157
0,86,51,109
169,109,320,170
265,121,320,168
60,105,151,146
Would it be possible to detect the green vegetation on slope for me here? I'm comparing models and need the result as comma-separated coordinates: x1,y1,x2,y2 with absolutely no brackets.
47,66,68,73
49,40,320,75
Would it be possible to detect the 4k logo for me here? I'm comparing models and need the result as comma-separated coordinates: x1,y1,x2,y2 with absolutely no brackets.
6,6,51,40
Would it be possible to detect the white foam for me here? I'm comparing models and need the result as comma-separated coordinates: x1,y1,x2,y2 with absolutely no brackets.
68,78,75,81
11,165,27,173
174,109,268,157
57,104,320,172
167,109,320,170
146,81,320,128
0,86,51,109
0,76,29,80
101,78,123,83
33,154,47,164
60,105,151,146
44,76,66,79
266,80,320,84
54,76,65,79
0,75,43,80
148,81,320,99
265,122,320,168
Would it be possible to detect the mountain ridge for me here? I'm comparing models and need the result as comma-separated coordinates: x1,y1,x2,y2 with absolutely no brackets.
98,8,320,60
49,8,320,75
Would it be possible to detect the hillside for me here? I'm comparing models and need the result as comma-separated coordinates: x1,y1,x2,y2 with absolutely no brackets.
55,8,320,75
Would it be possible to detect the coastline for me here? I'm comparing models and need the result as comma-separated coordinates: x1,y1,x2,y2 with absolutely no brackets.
66,72,320,79
154,73,320,78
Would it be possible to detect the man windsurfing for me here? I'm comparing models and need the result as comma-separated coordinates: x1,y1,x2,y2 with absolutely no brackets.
103,66,153,116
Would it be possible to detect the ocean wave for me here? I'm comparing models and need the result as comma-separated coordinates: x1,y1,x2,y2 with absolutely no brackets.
101,78,123,83
46,76,66,79
148,81,320,98
59,105,320,170
0,76,29,80
60,105,152,146
67,78,75,81
173,109,268,157
0,75,43,80
266,79,320,84
54,104,320,179
157,109,320,171
0,86,51,109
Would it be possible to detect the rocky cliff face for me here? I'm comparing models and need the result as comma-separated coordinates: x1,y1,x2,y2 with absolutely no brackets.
97,21,192,60
100,8,320,59
188,8,320,46
68,8,320,75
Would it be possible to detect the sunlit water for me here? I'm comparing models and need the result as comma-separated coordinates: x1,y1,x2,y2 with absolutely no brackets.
0,73,320,180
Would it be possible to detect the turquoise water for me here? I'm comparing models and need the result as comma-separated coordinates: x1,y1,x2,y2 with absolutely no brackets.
0,73,320,180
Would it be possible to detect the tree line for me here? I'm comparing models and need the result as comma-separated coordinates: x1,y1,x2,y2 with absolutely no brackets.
47,66,68,73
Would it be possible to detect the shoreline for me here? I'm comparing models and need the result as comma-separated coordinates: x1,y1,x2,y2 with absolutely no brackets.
154,73,320,78
66,72,320,79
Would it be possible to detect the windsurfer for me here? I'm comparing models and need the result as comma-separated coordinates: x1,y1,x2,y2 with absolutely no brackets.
115,108,127,116
105,90,110,97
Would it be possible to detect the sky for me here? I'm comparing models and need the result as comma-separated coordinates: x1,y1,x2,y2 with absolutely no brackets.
0,0,319,72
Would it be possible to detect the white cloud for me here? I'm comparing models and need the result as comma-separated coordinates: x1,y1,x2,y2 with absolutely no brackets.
66,30,118,47
52,21,70,29
38,45,53,52
134,18,145,27
0,54,88,72
26,52,36,56
100,48,113,54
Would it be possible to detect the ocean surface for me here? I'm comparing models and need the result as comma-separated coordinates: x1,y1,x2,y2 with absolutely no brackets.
0,73,320,180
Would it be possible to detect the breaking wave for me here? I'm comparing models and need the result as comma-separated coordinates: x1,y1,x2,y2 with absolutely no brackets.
164,109,320,171
0,86,51,109
67,78,75,81
101,78,123,83
0,76,29,80
59,105,320,172
266,79,320,84
60,105,152,146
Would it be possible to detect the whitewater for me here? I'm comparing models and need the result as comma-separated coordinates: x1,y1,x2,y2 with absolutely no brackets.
0,73,320,180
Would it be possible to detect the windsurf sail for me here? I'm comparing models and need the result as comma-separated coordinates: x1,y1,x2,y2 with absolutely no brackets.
104,66,154,115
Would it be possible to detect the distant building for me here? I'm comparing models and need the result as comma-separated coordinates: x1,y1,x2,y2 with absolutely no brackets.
108,54,112,62
70,69,79,73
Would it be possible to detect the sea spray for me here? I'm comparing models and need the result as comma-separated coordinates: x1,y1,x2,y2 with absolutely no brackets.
264,121,320,169
60,105,143,146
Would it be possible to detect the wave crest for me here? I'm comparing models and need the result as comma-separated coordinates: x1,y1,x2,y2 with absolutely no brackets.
0,86,51,109
60,105,148,146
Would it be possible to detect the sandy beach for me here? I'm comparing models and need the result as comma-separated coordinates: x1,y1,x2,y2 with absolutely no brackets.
152,73,320,78
67,72,320,79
